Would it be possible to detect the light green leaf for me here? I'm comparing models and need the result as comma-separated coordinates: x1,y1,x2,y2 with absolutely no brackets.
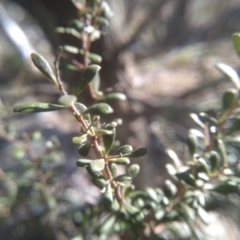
216,63,240,89
108,157,130,165
13,102,66,113
90,159,105,172
58,95,77,106
72,134,87,145
115,145,133,155
56,28,81,38
187,133,198,157
74,102,91,123
109,163,118,178
31,53,58,87
232,33,240,56
83,103,113,115
101,92,127,101
103,183,113,209
127,164,140,178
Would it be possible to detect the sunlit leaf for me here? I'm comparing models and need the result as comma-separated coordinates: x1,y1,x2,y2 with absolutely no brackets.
115,145,133,155
108,157,130,165
56,27,81,38
101,92,127,101
58,95,77,106
90,159,105,172
187,133,198,157
216,63,240,89
164,180,178,198
76,159,92,167
31,53,58,87
83,103,113,115
127,164,140,178
72,134,87,145
13,102,66,113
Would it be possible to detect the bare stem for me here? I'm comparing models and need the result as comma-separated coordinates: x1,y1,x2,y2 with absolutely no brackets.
54,47,67,95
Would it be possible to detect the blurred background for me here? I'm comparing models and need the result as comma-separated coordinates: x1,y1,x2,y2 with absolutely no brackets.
1,0,240,239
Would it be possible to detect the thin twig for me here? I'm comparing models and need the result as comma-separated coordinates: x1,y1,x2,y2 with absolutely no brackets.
54,47,67,95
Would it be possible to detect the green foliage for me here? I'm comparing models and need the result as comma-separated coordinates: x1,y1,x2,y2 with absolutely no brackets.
1,1,240,239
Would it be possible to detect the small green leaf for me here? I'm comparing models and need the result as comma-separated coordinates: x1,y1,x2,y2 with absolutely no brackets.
114,175,132,185
216,63,240,89
63,46,102,63
102,1,113,18
96,17,109,27
92,72,101,93
115,145,133,155
86,167,103,178
176,167,196,187
155,209,165,221
76,159,92,167
74,65,101,96
103,183,113,209
98,215,116,234
90,159,105,172
13,102,66,113
165,149,182,169
58,95,77,106
83,103,113,115
101,92,127,101
124,203,139,216
56,27,81,38
164,180,178,198
103,133,116,157
74,102,91,123
232,33,240,56
69,19,84,31
197,206,210,224
72,134,88,145
78,143,91,156
207,183,239,194
63,45,83,54
92,177,106,189
208,151,221,174
222,88,238,111
108,157,130,165
88,53,102,64
217,139,228,167
146,188,159,203
109,163,118,178
105,121,118,129
125,147,148,158
189,113,205,128
31,53,58,87
95,129,113,136
127,164,140,178
187,133,198,157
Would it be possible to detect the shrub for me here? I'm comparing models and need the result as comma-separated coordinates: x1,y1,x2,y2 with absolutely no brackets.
1,1,240,239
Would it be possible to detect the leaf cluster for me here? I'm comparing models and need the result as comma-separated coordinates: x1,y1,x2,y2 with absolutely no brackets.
8,1,240,239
